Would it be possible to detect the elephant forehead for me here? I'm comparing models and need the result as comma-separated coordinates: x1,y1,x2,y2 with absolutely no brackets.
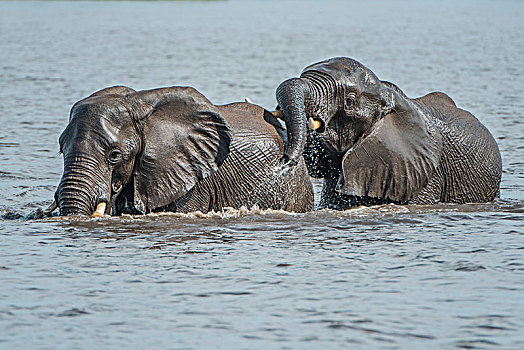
67,102,135,143
97,117,125,143
303,57,381,93
72,98,131,122
76,99,132,122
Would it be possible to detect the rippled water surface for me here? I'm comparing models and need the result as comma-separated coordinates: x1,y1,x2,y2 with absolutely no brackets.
1,1,523,348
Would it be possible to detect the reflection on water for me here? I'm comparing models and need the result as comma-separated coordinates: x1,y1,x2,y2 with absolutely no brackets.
1,0,523,348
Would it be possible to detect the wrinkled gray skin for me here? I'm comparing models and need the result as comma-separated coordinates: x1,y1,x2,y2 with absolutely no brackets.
55,86,313,216
277,57,502,209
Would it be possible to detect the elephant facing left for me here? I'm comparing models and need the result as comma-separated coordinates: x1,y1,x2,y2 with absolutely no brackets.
48,86,314,217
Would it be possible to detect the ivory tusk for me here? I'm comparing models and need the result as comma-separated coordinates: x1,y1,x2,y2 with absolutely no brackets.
43,200,58,216
244,97,253,104
308,118,322,130
271,110,283,118
92,202,107,218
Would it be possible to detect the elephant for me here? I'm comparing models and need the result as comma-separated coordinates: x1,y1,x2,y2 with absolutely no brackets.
46,85,313,217
275,57,502,209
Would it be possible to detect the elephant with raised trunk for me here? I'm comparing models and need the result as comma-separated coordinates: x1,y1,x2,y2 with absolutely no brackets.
276,57,501,209
47,86,313,217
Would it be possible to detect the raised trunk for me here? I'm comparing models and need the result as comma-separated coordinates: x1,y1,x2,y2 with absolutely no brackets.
56,159,109,216
276,78,311,166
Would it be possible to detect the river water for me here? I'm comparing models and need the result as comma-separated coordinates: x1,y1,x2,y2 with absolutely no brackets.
1,1,523,349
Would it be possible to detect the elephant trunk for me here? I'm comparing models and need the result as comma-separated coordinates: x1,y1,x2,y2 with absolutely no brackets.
276,78,311,166
56,159,110,216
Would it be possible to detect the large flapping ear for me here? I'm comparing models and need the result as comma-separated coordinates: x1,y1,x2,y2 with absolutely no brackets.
339,88,443,203
131,87,232,213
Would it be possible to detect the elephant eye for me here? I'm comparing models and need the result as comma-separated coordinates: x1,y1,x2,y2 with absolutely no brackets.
346,93,356,108
108,149,123,163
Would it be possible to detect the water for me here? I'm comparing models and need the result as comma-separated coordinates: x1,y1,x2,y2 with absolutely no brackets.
1,0,523,348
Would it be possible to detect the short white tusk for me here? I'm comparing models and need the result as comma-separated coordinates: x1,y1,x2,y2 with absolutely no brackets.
92,202,107,218
308,118,322,130
244,97,253,104
43,200,58,216
272,110,283,118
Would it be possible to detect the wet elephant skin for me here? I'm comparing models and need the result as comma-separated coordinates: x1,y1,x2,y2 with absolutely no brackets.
55,86,313,216
276,57,502,209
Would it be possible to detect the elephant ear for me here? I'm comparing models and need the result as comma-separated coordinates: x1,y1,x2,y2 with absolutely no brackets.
339,97,443,203
132,87,232,213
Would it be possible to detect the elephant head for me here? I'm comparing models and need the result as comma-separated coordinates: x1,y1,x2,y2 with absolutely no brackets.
277,57,442,203
54,86,232,216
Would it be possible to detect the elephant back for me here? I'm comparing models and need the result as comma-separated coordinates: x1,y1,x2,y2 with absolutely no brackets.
217,102,286,153
414,92,502,203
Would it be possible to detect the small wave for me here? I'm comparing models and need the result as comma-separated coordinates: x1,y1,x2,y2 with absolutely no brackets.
1,209,24,220
4,198,523,223
37,204,411,222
